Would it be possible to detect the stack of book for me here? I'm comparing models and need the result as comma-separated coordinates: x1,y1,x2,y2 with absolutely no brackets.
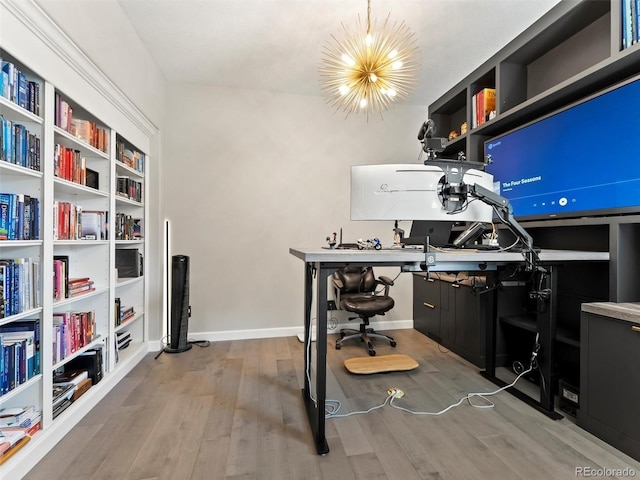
0,193,40,240
114,298,135,326
0,319,40,392
0,59,40,115
115,137,144,173
0,324,39,394
0,119,41,171
0,257,41,318
79,210,108,240
115,213,142,240
53,255,96,301
51,383,74,419
0,405,41,464
52,310,96,363
471,87,496,128
67,278,95,297
53,369,92,402
116,330,131,351
53,144,86,185
54,94,109,154
116,176,143,203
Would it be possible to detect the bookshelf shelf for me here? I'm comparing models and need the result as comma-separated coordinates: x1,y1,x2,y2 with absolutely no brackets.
52,127,109,160
0,308,43,326
115,161,144,179
52,286,109,308
0,375,41,404
53,177,109,197
116,276,143,288
0,96,43,125
115,311,143,332
51,336,105,371
0,162,43,178
0,240,42,249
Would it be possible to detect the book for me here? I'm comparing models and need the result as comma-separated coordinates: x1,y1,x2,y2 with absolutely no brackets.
79,211,105,240
0,319,40,376
53,255,69,300
0,406,35,427
0,432,29,465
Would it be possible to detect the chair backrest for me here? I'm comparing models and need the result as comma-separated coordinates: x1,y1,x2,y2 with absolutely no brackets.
334,267,377,294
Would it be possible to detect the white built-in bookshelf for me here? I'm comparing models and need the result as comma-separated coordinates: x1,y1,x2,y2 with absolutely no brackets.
0,2,154,477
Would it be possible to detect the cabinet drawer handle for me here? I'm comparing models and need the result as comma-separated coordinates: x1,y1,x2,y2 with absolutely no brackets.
451,283,460,288
632,326,640,333
425,277,434,282
423,302,435,309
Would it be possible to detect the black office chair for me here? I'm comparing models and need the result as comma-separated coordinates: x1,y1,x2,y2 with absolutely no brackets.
332,266,397,356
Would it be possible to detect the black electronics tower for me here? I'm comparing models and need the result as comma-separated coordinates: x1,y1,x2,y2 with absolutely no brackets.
165,255,192,353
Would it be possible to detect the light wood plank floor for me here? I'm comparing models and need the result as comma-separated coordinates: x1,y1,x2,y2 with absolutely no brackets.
24,329,640,480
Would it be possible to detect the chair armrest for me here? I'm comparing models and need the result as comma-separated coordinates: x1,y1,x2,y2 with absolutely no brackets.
377,276,394,287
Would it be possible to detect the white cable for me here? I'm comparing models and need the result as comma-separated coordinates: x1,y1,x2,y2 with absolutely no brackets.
326,395,393,418
324,365,534,420
389,365,533,416
305,316,317,406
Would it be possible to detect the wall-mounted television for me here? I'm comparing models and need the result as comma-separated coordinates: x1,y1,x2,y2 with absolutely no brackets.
485,73,640,221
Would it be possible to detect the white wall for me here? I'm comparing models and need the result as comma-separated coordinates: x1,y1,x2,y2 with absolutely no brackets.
163,86,426,336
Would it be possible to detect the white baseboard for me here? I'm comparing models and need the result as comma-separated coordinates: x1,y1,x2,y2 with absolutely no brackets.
174,319,414,344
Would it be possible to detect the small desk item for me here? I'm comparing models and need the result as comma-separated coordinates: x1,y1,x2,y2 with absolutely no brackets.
344,353,418,374
290,247,609,455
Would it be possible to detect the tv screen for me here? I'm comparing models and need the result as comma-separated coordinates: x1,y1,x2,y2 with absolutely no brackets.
485,74,640,220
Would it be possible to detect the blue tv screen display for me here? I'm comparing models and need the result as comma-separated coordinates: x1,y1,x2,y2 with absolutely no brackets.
485,75,640,220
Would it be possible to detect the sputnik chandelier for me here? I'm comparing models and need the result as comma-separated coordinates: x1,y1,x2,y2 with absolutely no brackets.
320,0,419,118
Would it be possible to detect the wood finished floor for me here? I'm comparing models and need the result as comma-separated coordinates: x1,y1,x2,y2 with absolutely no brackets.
24,329,640,480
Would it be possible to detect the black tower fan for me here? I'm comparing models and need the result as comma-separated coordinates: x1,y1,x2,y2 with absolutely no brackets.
165,255,192,353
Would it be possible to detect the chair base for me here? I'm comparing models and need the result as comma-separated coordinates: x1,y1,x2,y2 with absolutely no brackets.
335,323,396,356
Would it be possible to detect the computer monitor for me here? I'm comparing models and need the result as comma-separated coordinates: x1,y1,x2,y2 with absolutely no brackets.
350,163,494,222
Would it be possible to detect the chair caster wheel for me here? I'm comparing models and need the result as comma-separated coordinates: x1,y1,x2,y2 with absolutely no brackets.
335,343,341,350
390,341,397,347
368,349,376,356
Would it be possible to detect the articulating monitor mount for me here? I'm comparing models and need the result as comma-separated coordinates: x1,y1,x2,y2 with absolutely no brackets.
417,119,538,271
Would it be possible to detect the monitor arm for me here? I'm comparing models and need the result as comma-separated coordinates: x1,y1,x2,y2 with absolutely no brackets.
434,159,538,271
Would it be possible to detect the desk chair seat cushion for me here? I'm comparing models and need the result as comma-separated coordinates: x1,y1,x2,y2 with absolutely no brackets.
340,295,394,316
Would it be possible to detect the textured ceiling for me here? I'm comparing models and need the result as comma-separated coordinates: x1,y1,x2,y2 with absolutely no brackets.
113,0,560,106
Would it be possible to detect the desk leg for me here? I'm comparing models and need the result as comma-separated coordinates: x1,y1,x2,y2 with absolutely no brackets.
301,262,330,455
537,264,558,413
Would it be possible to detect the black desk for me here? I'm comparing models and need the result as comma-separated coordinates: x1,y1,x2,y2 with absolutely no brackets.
289,247,609,455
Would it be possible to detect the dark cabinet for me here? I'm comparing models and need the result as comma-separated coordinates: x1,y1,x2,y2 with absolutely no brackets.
578,305,640,461
413,273,492,368
412,273,445,343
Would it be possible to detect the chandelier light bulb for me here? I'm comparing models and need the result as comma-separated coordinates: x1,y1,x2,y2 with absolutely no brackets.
366,33,373,46
320,1,419,119
341,54,356,66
